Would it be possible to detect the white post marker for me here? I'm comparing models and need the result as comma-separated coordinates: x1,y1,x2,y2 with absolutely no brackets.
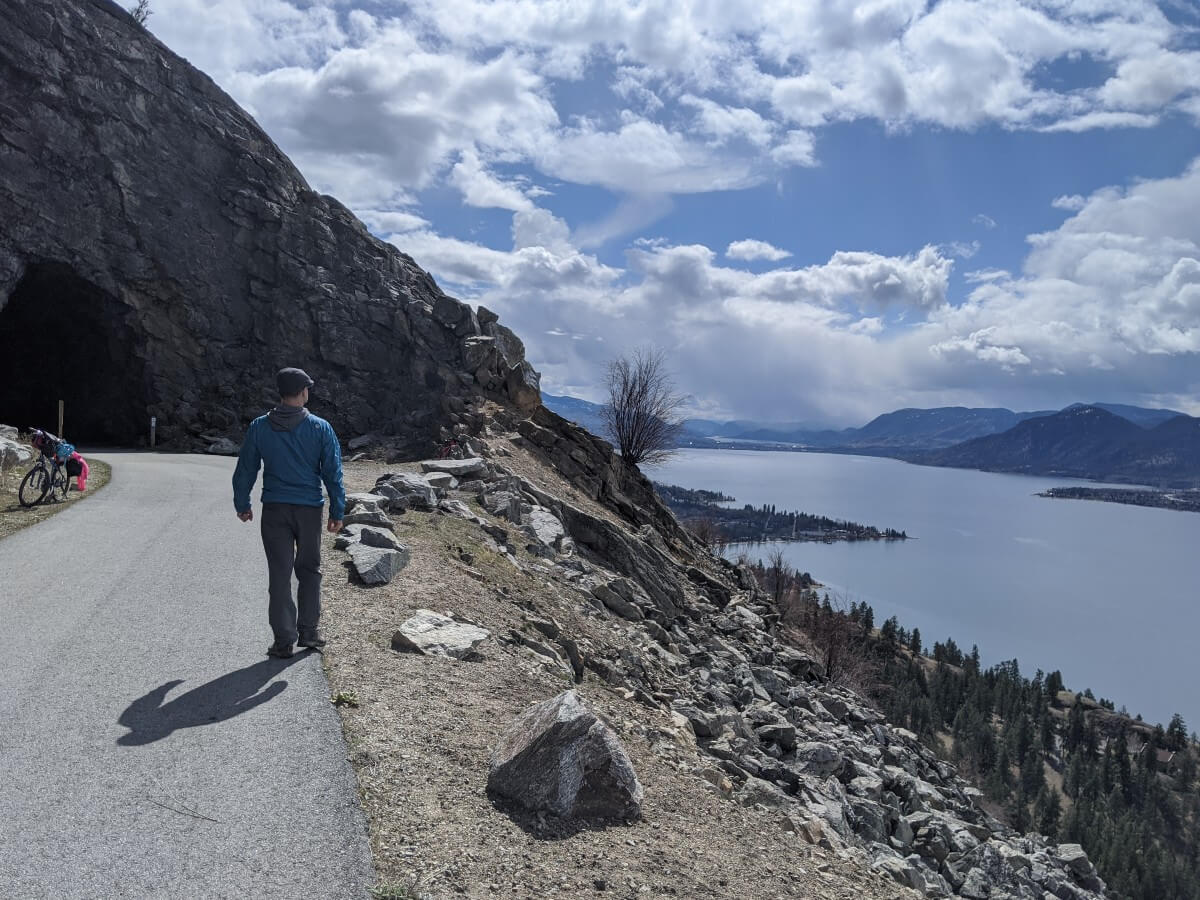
150,416,157,449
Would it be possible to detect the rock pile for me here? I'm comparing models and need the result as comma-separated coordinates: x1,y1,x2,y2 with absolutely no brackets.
337,492,410,585
374,424,1109,899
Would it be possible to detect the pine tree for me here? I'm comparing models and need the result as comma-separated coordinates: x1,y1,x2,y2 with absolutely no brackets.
1020,746,1045,796
1045,670,1065,702
880,616,898,646
1009,788,1032,832
1065,700,1087,753
1035,786,1062,836
1167,713,1189,751
909,627,922,656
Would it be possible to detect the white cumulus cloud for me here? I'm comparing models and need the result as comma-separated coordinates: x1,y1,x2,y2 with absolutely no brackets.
726,239,792,262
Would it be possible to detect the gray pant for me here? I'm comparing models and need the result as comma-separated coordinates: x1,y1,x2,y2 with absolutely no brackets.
260,502,324,645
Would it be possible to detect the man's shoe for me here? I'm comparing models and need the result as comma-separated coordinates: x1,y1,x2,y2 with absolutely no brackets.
298,634,327,650
267,642,294,659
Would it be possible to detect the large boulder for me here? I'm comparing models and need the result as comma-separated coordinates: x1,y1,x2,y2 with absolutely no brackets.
488,690,643,821
590,580,645,621
348,543,408,585
0,436,31,469
522,506,571,554
335,524,404,551
0,0,540,448
422,471,458,491
420,457,488,479
794,742,845,777
391,610,489,659
375,473,437,510
341,509,395,529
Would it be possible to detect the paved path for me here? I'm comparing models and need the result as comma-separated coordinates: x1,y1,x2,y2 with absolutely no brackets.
0,453,375,899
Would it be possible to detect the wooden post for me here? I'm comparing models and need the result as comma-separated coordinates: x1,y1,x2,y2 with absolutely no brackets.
58,399,64,438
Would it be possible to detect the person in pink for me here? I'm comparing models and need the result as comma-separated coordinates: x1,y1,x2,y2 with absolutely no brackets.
67,451,89,491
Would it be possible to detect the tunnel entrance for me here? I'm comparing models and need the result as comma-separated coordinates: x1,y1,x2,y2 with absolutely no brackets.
0,262,151,445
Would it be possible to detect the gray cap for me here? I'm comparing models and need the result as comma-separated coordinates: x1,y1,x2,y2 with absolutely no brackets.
277,367,314,396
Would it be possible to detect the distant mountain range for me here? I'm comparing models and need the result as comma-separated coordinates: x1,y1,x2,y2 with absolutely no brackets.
541,393,1199,487
922,405,1200,487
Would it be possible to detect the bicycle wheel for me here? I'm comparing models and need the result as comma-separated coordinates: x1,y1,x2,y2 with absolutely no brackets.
18,466,50,507
50,465,69,502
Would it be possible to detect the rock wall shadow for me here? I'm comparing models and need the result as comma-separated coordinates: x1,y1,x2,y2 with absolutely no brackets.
117,656,304,746
486,790,636,840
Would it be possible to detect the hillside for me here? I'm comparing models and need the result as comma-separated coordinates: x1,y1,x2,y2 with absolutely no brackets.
321,405,1114,899
923,406,1200,487
842,407,1047,451
1083,403,1184,429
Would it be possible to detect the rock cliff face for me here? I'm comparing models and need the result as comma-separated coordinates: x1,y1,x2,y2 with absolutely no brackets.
0,0,538,447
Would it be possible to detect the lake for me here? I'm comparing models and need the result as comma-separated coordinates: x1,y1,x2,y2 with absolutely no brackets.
648,449,1200,731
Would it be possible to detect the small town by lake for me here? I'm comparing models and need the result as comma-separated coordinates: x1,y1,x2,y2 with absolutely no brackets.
649,448,1200,731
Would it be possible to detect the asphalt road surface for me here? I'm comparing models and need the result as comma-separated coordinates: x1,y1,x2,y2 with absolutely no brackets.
0,453,375,898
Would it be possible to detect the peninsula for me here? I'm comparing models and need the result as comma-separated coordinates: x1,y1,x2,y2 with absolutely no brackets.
1038,486,1200,513
653,482,908,544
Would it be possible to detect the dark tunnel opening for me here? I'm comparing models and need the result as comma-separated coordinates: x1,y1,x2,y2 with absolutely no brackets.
0,262,151,445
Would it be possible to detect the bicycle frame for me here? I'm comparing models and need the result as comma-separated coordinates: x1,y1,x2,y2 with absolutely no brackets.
437,437,468,459
32,450,68,497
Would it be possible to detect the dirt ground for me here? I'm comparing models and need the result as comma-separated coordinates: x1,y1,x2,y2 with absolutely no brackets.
320,454,915,900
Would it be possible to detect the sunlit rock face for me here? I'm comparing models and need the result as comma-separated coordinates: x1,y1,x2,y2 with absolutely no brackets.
0,0,538,448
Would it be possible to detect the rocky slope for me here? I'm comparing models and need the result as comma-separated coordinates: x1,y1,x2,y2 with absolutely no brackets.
0,0,537,449
323,408,1110,900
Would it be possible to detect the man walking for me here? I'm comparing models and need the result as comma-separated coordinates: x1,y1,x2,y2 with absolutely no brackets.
233,367,345,659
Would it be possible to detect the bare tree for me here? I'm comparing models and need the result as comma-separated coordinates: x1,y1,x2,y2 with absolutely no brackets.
128,0,151,24
600,348,686,466
766,547,790,606
687,516,726,554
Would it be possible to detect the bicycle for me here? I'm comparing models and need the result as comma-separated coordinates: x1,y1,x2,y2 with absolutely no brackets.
436,435,469,460
18,429,71,507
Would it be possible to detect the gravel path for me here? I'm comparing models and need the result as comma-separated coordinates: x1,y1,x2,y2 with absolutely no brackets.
0,452,374,899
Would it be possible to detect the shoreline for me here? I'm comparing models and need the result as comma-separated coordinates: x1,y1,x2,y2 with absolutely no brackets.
1037,486,1200,514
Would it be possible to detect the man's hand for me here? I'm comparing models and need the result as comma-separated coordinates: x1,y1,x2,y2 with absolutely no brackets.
327,519,343,533
238,510,254,522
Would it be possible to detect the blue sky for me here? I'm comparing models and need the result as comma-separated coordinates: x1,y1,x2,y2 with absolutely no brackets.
148,0,1200,426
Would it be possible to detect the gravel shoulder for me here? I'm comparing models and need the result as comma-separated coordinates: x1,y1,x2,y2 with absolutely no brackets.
321,449,915,900
0,451,112,541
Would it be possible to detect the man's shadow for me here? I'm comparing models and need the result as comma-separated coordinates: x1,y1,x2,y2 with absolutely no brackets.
117,656,305,746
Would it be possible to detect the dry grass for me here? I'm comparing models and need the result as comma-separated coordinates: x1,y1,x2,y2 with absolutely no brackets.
0,439,112,541
319,452,916,900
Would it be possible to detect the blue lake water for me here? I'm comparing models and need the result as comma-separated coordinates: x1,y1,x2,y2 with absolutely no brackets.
648,449,1200,731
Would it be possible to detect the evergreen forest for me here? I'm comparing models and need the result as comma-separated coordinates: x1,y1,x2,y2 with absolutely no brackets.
739,556,1200,900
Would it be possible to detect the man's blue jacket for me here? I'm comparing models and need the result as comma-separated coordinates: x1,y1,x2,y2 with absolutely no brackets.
232,413,346,520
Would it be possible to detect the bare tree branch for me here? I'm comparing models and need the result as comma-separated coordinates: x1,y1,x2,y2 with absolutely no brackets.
128,0,152,25
599,347,686,467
